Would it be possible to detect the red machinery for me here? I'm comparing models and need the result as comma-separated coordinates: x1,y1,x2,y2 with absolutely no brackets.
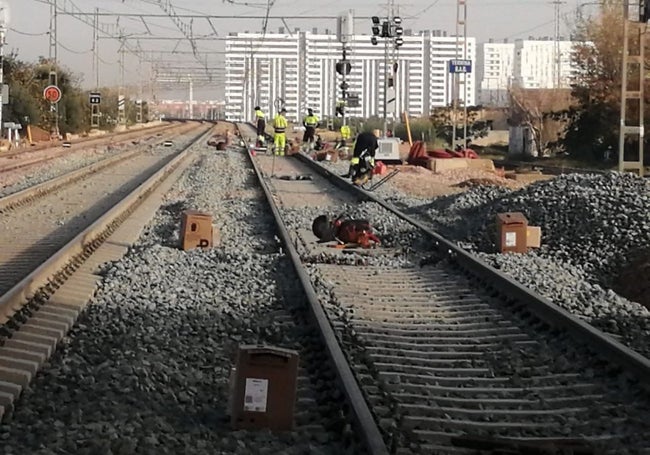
312,215,381,248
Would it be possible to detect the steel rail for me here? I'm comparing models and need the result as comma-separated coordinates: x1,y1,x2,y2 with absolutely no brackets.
496,159,611,176
237,124,390,455
294,153,650,385
0,126,213,324
0,122,177,162
0,124,200,212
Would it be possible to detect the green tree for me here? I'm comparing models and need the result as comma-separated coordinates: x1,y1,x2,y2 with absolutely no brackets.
3,55,42,128
562,0,648,161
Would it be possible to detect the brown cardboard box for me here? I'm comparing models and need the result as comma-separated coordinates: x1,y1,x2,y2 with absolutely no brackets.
324,151,338,162
496,212,528,254
231,345,299,432
180,210,213,251
526,226,542,248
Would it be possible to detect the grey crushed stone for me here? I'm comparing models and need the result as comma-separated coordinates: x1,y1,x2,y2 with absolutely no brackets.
0,145,363,455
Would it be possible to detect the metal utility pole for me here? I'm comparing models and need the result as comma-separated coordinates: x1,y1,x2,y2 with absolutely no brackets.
93,7,100,89
136,59,144,124
49,0,59,138
618,0,645,176
0,10,6,142
49,0,57,64
118,37,126,126
383,0,391,136
337,10,354,128
370,1,403,137
188,75,194,119
452,0,468,150
552,1,566,89
91,7,101,129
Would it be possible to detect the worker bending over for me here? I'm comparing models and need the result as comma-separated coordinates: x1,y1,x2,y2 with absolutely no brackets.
273,108,288,156
343,131,379,185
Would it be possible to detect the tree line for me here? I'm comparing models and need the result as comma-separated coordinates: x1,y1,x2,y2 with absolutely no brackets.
2,55,148,137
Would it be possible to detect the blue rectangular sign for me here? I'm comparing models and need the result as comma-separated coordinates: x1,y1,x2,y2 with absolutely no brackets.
448,59,472,74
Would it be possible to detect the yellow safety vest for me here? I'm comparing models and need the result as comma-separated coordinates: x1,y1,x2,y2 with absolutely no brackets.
273,114,288,133
340,125,351,140
304,115,319,127
255,110,265,119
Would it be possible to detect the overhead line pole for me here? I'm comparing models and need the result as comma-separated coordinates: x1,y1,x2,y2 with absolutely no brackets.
551,0,566,89
461,0,468,148
48,0,59,139
618,0,645,176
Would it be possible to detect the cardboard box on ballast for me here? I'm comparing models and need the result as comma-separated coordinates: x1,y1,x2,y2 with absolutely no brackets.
180,210,213,251
526,226,542,248
496,212,528,254
230,345,299,432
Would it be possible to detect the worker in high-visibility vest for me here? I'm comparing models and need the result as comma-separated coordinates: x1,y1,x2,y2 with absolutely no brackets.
273,108,288,156
335,124,352,150
340,124,351,141
254,106,266,146
302,108,320,146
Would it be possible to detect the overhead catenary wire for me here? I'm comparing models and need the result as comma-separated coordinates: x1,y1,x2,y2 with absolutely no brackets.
8,27,49,36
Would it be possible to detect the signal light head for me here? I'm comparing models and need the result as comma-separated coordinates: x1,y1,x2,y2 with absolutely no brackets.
371,36,378,45
395,37,404,47
395,26,403,36
381,22,390,37
372,16,380,24
393,16,402,25
372,25,380,36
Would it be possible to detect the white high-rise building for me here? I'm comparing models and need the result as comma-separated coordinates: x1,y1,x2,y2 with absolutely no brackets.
225,30,476,122
477,41,515,107
427,32,477,108
512,39,576,89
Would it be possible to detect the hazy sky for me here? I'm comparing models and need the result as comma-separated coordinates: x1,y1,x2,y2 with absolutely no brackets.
4,0,596,100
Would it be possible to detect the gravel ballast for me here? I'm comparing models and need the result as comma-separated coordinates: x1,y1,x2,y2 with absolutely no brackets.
0,130,186,198
262,155,650,453
0,145,364,454
319,159,650,358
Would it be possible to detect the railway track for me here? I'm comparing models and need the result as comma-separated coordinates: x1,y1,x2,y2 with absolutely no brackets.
0,124,213,421
0,121,646,452
497,158,650,178
237,123,650,454
0,125,368,453
0,122,186,175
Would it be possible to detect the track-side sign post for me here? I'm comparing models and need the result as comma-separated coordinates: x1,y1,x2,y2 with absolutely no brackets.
44,84,62,139
448,59,472,74
449,56,472,150
90,92,101,128
43,85,62,104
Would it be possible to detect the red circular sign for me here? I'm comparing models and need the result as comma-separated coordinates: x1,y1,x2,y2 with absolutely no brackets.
43,85,62,103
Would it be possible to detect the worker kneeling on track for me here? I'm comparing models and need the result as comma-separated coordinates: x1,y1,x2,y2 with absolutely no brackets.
343,131,379,186
311,215,381,248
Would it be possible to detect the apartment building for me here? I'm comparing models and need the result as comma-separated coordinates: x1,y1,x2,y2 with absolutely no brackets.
477,40,515,107
511,38,576,89
225,29,476,122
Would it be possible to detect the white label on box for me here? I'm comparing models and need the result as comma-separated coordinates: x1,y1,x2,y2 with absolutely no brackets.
505,232,517,247
244,378,269,413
